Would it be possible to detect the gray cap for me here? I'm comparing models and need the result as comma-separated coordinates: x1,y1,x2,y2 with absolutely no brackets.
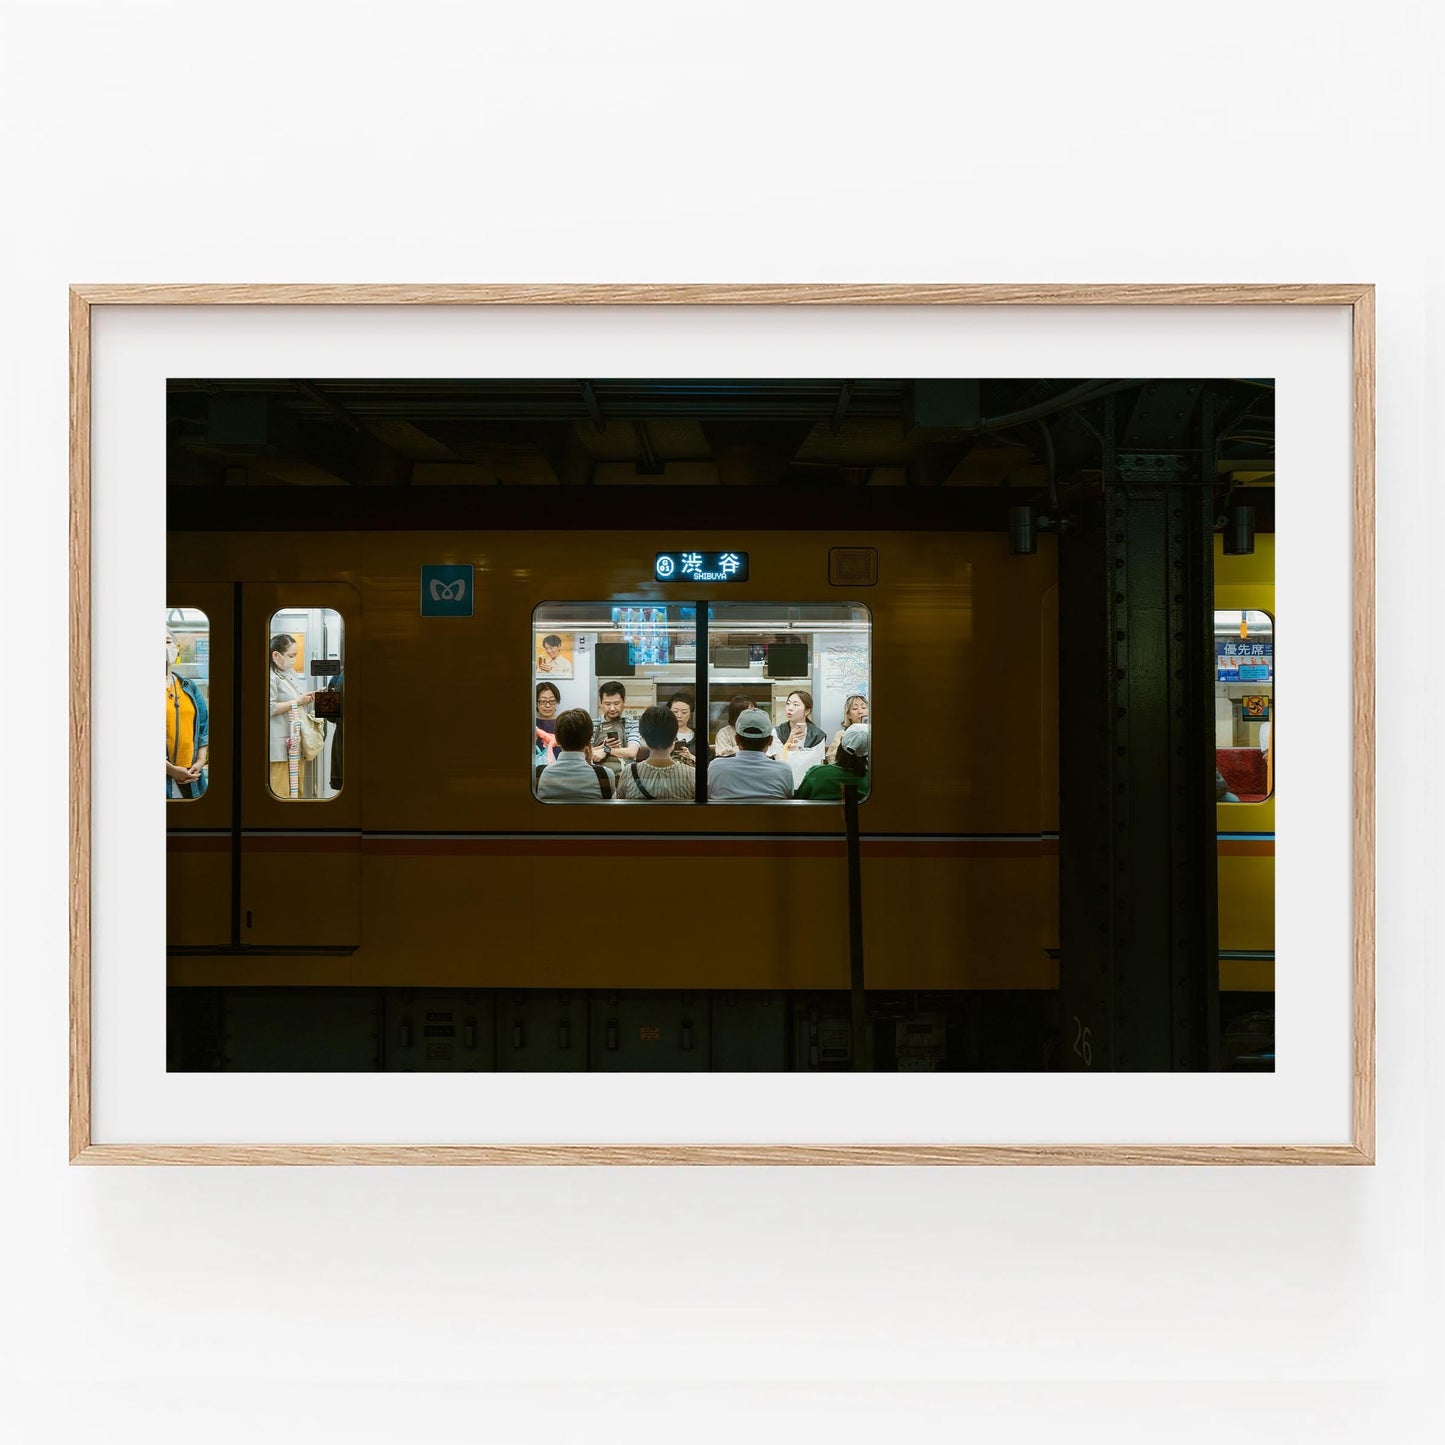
840,723,870,757
735,708,773,740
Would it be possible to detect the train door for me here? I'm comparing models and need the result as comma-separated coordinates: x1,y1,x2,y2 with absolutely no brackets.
166,585,234,947
239,582,361,949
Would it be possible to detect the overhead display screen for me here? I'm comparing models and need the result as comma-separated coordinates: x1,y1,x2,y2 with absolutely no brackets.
654,551,749,583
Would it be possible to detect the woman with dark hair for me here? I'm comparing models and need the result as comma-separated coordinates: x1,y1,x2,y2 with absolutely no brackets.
773,689,826,756
268,632,315,799
615,705,695,801
667,691,705,764
711,694,754,759
796,724,870,801
535,680,563,762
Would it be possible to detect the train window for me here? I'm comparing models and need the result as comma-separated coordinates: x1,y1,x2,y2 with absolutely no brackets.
530,601,871,803
530,604,689,802
1214,609,1273,803
166,608,210,801
707,603,871,803
266,609,345,801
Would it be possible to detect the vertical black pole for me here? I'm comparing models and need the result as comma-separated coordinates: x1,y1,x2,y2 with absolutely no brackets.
693,600,708,802
844,784,867,1070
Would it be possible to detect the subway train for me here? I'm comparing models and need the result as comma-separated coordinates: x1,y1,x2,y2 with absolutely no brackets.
165,525,1274,1072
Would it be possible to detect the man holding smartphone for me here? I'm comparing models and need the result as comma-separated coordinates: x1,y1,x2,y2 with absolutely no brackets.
591,680,640,775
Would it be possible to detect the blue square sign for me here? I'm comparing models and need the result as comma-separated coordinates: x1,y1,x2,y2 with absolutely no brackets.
420,563,474,617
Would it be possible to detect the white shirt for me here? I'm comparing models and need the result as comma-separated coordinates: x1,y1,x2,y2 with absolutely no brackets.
706,750,796,800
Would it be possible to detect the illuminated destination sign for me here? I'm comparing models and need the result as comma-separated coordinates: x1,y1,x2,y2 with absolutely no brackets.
654,551,749,583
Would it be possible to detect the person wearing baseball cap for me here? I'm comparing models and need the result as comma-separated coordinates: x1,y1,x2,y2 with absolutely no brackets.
706,707,796,801
795,722,870,801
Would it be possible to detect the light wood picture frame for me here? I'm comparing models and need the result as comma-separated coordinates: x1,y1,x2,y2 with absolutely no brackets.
70,283,1375,1165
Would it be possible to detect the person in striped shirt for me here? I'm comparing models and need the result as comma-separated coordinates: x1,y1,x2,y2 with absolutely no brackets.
591,679,641,777
615,705,696,802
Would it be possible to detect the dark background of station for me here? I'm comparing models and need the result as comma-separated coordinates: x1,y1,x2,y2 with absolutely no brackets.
166,376,1276,1073
166,376,1275,531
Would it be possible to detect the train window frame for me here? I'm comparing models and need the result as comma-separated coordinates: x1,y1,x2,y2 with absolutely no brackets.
265,607,346,803
165,606,211,803
1213,607,1274,806
529,599,873,806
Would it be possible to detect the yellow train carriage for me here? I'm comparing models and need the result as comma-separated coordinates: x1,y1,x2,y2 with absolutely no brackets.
166,528,1273,1002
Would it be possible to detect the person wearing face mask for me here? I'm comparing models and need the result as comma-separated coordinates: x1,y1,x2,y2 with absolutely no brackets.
165,628,209,799
268,632,316,799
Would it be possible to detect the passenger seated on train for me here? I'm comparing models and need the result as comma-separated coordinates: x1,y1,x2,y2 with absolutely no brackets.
535,681,563,764
826,693,868,765
591,681,641,774
537,708,614,801
637,691,705,767
770,689,828,788
796,724,870,801
711,694,754,759
667,691,704,764
707,709,795,801
615,705,696,801
772,690,827,758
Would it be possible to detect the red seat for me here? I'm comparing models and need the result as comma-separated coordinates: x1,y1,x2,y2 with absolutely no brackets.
1217,747,1267,803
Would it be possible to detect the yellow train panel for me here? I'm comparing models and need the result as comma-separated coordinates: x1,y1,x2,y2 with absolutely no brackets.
166,842,230,948
239,840,361,947
863,856,1057,991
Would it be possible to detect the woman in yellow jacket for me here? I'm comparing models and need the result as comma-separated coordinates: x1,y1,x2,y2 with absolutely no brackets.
165,628,209,799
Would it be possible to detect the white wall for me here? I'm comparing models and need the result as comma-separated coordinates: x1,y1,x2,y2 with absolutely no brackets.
1,1,1440,1439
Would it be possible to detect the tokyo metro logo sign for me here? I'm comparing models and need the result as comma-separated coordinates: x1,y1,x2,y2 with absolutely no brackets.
419,563,474,617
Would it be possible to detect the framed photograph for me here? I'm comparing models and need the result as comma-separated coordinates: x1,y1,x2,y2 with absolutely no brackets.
71,284,1373,1164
